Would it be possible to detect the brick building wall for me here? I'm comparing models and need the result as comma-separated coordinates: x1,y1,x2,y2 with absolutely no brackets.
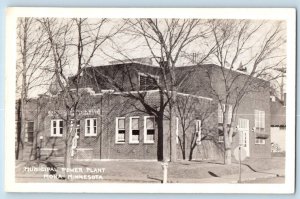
174,64,271,161
28,92,161,160
174,90,271,161
16,63,271,161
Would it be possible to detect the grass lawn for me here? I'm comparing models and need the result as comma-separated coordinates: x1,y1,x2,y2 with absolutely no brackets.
15,157,285,183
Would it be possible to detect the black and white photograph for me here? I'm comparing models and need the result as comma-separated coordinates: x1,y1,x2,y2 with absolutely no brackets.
4,8,295,193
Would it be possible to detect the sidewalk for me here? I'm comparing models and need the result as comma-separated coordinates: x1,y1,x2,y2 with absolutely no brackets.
170,170,281,183
145,168,284,183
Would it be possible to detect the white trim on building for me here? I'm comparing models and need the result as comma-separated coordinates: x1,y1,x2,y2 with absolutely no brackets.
115,117,126,144
144,116,155,144
85,118,97,137
129,116,140,144
50,119,63,137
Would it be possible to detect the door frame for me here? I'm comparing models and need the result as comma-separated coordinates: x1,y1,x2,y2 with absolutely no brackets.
238,118,250,157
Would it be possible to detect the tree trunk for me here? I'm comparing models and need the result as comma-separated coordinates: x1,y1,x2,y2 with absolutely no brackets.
64,137,72,177
169,90,177,162
224,132,232,165
18,18,29,161
182,130,186,160
224,148,232,165
188,134,197,161
188,145,196,161
16,99,22,160
169,112,177,162
19,93,26,160
157,114,164,161
223,105,232,165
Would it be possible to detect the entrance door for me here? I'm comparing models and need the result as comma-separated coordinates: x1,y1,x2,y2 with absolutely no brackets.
238,118,250,157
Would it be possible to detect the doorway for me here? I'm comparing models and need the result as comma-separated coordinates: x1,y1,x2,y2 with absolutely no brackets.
238,118,250,157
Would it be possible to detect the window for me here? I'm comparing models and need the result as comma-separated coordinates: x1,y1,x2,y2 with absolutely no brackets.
218,104,232,124
25,121,34,143
144,116,155,143
139,73,159,90
129,117,140,143
239,118,249,129
255,138,266,145
218,135,224,143
51,119,63,137
255,110,265,130
85,118,97,136
116,117,125,143
196,120,202,144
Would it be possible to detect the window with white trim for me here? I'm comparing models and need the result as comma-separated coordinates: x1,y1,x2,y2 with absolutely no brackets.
255,110,265,130
129,117,140,143
255,138,266,145
144,116,155,143
196,120,202,144
218,104,232,124
25,121,34,143
139,73,159,90
116,117,126,143
51,119,63,137
85,118,97,136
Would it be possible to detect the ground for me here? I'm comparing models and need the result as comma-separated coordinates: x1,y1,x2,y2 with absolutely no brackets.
243,176,285,184
15,157,285,183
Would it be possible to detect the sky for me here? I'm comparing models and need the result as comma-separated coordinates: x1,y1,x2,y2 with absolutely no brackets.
16,18,287,98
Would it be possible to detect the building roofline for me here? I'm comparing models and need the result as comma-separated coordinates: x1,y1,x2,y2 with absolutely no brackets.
87,62,265,81
82,88,213,101
177,92,213,101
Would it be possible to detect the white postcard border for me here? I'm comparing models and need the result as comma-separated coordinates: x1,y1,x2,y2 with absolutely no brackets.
5,7,296,193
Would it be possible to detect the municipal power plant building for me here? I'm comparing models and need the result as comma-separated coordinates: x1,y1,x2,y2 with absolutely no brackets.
16,59,271,162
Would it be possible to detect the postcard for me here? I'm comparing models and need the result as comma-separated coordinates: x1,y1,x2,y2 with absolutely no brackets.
5,7,296,193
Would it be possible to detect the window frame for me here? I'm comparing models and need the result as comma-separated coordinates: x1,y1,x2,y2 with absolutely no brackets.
255,110,265,131
196,119,202,144
138,73,159,91
129,116,140,144
25,121,34,143
115,117,126,144
51,119,64,137
84,118,97,137
255,138,266,145
144,116,155,144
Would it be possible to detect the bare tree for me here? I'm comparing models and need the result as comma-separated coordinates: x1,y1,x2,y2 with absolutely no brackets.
99,18,211,161
271,64,286,101
16,17,51,160
201,19,286,165
175,94,219,161
38,17,118,173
